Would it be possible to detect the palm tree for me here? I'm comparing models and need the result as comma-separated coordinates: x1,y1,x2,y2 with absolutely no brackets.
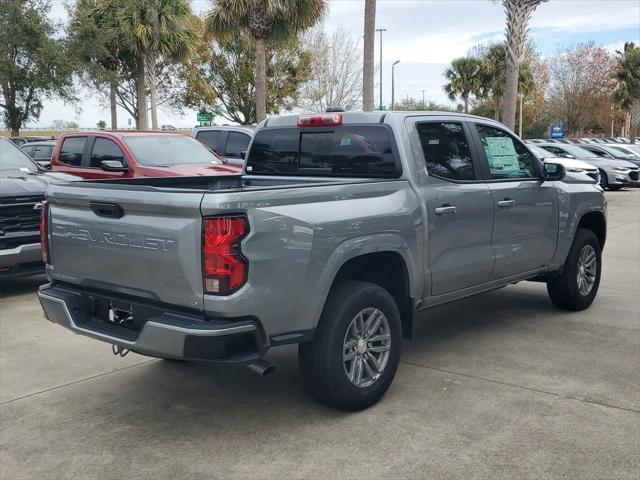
205,0,327,123
491,0,547,130
443,57,482,113
110,0,198,130
613,42,640,144
362,0,376,111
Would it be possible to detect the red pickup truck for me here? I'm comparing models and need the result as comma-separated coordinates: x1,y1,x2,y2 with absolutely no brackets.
50,131,241,179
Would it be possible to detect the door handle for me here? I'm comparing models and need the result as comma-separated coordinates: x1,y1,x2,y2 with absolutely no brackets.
434,205,457,215
497,199,516,209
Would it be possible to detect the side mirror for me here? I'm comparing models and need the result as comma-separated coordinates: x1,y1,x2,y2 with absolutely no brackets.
36,161,51,170
100,160,128,172
240,150,247,158
543,162,565,181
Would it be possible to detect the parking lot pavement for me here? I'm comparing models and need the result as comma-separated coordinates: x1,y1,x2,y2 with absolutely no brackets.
1,190,639,480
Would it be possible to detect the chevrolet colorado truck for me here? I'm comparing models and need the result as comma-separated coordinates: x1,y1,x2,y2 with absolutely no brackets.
38,112,606,411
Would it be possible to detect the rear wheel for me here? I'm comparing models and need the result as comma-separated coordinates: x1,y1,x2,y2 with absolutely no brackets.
299,281,402,411
547,228,601,310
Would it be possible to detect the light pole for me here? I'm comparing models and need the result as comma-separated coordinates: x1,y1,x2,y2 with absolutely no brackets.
421,89,426,108
376,28,386,111
518,93,524,138
391,60,400,111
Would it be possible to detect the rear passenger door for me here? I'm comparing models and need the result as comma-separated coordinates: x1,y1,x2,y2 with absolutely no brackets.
55,136,89,176
471,122,558,279
407,117,495,297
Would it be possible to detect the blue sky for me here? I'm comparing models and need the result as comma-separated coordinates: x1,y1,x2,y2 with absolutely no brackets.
34,0,640,128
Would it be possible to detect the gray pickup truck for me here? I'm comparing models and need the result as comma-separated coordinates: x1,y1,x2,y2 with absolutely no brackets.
38,112,606,410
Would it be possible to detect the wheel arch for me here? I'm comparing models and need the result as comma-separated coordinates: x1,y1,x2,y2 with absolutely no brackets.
577,210,606,249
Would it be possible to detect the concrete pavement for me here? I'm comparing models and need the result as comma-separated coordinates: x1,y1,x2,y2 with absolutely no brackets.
1,189,638,480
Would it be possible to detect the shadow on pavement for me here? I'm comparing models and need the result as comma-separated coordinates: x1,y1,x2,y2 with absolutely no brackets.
0,274,47,298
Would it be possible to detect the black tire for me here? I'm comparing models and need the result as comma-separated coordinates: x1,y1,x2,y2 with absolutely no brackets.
608,186,623,191
547,228,602,311
598,170,608,189
299,281,402,411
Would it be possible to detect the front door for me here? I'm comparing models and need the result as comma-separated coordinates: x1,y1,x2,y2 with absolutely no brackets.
471,122,559,278
407,118,496,297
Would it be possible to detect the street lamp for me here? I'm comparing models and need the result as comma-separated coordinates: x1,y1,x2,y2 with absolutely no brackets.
376,28,386,111
391,60,400,110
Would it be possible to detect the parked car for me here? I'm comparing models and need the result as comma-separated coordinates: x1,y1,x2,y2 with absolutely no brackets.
536,143,639,190
603,144,640,159
50,131,241,179
191,126,254,166
527,144,600,183
0,138,78,281
21,140,57,169
38,111,607,411
580,144,640,168
160,124,177,131
8,136,52,147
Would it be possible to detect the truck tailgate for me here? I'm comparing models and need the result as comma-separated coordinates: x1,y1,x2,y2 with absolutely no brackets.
48,185,205,310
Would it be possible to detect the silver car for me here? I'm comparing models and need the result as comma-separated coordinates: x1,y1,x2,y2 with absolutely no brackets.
527,144,600,184
537,143,640,190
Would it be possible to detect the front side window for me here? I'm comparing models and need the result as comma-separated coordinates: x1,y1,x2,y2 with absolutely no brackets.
416,122,475,181
90,138,125,167
22,145,35,157
33,145,53,161
59,137,87,166
225,132,251,159
475,125,538,179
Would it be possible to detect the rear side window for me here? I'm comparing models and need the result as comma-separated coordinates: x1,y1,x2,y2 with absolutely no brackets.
246,126,400,178
195,130,222,152
416,122,475,181
59,137,87,166
225,132,251,159
90,138,125,167
22,145,34,157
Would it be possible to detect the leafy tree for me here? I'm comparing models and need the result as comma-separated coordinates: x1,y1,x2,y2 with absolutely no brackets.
0,0,75,136
102,0,198,131
299,27,362,113
181,33,310,125
205,0,327,123
97,120,107,129
547,42,616,135
443,57,482,113
613,42,640,144
393,96,453,112
490,0,547,130
362,0,376,111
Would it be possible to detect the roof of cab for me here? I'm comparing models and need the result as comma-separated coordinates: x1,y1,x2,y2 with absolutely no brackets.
260,111,505,128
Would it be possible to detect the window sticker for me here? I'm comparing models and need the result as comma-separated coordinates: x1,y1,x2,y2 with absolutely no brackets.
484,137,519,174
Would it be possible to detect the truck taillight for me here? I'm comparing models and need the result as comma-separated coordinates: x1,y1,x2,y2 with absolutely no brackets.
202,216,248,295
297,113,342,127
39,201,50,263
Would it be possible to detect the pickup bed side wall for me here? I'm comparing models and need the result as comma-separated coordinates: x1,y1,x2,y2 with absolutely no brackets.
550,183,607,268
200,181,424,340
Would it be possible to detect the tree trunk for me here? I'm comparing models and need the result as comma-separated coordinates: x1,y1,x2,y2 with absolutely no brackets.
502,61,518,130
463,94,469,114
148,56,159,131
135,59,148,131
362,0,376,111
255,38,267,123
494,97,500,120
630,98,640,144
110,81,117,130
11,127,19,137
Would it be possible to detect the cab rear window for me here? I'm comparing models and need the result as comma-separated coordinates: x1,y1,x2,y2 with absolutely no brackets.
246,126,400,178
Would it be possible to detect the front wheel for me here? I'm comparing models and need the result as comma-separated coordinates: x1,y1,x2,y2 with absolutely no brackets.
599,170,608,189
547,228,602,310
299,281,402,411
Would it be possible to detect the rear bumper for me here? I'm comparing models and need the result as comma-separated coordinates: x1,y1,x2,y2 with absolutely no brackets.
0,242,44,279
38,283,266,364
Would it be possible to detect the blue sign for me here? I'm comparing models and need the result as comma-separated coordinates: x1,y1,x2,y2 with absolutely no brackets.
550,123,565,139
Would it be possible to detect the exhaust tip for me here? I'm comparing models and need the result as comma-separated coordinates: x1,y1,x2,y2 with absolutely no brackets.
247,360,275,376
